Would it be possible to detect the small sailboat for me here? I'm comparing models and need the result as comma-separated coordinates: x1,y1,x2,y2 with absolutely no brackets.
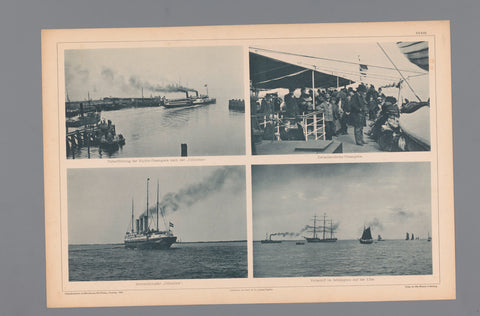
377,235,385,241
359,226,374,244
427,232,432,242
406,232,410,240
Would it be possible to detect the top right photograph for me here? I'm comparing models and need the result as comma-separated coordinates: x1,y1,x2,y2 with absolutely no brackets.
250,41,430,154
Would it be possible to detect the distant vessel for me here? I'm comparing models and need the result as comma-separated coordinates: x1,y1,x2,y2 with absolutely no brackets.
304,214,337,243
296,241,305,245
260,233,282,244
427,232,432,242
163,90,216,108
359,226,374,244
377,235,385,241
411,233,415,240
406,232,410,240
124,178,177,250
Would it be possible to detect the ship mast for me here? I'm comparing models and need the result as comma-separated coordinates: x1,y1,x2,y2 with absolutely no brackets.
131,198,134,233
146,178,149,232
323,213,326,240
313,215,317,239
156,180,159,231
330,219,333,239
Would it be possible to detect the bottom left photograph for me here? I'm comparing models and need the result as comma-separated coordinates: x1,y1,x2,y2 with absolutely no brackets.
67,165,247,281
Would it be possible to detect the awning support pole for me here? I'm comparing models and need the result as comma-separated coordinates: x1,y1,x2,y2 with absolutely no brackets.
312,69,315,110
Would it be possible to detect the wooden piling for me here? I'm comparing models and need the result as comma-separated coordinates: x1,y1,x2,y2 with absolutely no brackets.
181,143,188,157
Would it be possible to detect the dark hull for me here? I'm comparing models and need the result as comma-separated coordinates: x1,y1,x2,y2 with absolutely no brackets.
305,237,337,243
164,97,216,108
359,239,373,244
163,99,194,108
124,236,177,250
260,240,282,244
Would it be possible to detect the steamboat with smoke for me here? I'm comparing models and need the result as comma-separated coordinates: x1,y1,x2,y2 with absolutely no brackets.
260,233,282,244
124,178,177,250
304,214,338,243
163,89,216,108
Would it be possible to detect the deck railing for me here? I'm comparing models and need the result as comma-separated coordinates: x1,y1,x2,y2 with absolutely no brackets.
301,111,326,141
253,111,326,141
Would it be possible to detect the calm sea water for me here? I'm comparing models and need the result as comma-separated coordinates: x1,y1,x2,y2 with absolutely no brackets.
69,241,247,281
68,97,245,159
253,240,432,277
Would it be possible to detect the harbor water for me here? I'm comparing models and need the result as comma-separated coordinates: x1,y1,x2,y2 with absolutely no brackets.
69,241,247,281
67,96,245,159
253,240,432,278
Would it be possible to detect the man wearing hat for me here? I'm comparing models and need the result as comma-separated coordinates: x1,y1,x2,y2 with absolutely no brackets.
350,85,367,146
284,87,299,118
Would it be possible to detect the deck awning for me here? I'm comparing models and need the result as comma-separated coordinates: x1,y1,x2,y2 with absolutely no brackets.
397,41,429,71
250,52,352,90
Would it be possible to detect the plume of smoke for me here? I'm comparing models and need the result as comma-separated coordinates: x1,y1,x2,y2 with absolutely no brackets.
270,232,297,238
294,221,340,236
98,67,195,95
297,225,312,235
141,167,243,217
367,217,384,231
129,75,194,93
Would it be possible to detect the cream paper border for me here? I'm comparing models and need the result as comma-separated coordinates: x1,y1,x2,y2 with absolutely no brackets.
42,21,455,308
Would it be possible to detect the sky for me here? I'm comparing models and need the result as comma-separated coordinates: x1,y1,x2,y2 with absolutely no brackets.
65,46,245,101
252,162,431,240
250,42,430,101
68,166,246,244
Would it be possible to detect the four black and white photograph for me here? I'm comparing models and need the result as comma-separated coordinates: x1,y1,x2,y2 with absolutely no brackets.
64,46,245,159
250,42,430,154
251,162,432,278
67,166,247,280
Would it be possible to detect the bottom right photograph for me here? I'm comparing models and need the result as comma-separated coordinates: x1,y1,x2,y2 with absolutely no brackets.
252,162,432,278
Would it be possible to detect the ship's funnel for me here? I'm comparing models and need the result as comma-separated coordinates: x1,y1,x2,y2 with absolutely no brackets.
144,215,148,232
135,219,139,233
139,217,143,233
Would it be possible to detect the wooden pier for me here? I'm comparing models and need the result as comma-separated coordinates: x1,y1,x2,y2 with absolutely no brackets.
66,121,124,159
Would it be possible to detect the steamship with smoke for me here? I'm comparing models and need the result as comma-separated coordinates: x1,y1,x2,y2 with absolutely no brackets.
124,178,177,250
163,89,216,108
260,233,282,244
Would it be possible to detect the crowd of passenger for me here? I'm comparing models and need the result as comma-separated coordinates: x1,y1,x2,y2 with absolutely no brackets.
252,83,401,146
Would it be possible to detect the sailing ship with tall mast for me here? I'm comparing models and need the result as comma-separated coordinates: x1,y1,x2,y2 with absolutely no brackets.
124,178,177,250
359,226,374,244
304,214,337,243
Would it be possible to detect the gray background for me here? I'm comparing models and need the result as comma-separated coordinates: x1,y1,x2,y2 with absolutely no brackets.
0,0,478,315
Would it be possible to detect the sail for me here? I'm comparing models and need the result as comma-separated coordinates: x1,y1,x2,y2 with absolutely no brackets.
361,227,372,240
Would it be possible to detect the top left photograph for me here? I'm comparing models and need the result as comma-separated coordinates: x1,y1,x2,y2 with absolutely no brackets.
64,46,246,159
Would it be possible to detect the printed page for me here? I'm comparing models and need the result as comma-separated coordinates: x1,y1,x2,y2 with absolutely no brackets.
42,21,454,307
